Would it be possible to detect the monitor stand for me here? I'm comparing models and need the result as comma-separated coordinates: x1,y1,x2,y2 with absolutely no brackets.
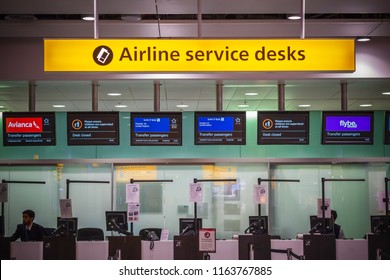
238,234,271,260
173,236,203,260
43,236,76,260
368,234,390,260
0,237,11,260
107,236,141,260
303,234,336,260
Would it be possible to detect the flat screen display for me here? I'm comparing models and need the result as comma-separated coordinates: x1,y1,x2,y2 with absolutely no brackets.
131,112,182,146
67,112,119,145
2,112,56,146
257,112,309,144
322,111,373,144
195,112,246,145
385,111,390,145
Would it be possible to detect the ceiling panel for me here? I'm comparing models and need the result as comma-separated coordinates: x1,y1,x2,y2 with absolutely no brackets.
3,0,389,14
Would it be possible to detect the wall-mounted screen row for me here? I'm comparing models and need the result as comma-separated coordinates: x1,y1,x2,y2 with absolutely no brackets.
322,111,374,145
2,112,56,146
1,111,387,146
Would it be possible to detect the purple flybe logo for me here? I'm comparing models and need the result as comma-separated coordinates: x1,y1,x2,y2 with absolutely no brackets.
326,116,371,132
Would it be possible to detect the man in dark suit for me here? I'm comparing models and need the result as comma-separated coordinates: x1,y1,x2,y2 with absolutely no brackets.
331,210,345,239
10,210,46,242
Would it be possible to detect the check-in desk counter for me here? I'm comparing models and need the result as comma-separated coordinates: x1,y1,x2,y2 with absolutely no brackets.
76,241,109,260
7,238,370,260
336,239,368,260
10,241,43,260
141,240,173,260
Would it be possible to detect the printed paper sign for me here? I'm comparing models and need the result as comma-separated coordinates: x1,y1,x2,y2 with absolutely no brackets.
199,228,216,253
0,183,8,203
189,183,204,203
160,229,169,241
59,199,72,218
377,191,388,212
253,185,268,204
317,198,331,218
128,203,140,222
126,184,140,203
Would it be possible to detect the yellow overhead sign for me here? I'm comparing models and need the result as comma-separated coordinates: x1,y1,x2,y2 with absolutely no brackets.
44,39,355,72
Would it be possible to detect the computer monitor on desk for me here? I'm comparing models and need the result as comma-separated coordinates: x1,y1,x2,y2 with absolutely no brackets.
370,215,390,235
309,216,333,234
179,218,202,236
106,211,128,233
55,217,78,237
247,216,268,234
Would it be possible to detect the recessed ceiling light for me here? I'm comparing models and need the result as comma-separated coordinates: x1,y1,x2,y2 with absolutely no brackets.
52,105,66,108
176,104,189,108
382,92,390,95
244,92,259,96
115,104,127,108
238,104,249,108
359,104,372,107
0,105,4,108
107,93,122,96
121,15,142,21
82,15,95,21
298,104,311,108
288,15,301,20
356,36,371,42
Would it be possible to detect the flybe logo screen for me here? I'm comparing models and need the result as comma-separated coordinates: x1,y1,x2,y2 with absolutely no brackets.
2,112,56,146
322,112,373,145
44,39,355,72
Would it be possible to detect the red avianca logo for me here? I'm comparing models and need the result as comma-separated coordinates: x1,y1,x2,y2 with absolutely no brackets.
6,118,43,133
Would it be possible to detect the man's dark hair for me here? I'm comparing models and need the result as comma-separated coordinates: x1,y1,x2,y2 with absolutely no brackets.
331,210,337,220
22,210,35,220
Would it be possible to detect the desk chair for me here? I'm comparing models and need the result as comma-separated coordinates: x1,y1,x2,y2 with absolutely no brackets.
77,228,104,241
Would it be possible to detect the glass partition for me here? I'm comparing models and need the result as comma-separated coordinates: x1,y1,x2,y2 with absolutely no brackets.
2,166,58,236
114,163,269,239
60,164,112,236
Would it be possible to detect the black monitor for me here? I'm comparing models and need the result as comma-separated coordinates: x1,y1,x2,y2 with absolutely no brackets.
56,217,78,237
0,215,4,237
106,211,128,232
309,216,334,234
247,216,268,234
322,111,374,144
370,215,390,235
179,218,202,236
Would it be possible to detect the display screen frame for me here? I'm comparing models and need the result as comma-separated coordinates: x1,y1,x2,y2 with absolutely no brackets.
194,111,246,145
130,112,183,146
67,111,120,146
321,111,374,145
2,111,56,146
257,111,310,145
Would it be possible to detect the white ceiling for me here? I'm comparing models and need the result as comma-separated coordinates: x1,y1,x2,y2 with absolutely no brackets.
0,79,389,112
0,1,389,112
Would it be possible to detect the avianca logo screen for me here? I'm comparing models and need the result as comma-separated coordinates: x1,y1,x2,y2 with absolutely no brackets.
6,118,43,133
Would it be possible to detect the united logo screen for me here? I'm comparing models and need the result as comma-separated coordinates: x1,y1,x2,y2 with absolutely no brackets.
131,112,182,146
322,111,373,144
2,112,56,146
195,112,246,145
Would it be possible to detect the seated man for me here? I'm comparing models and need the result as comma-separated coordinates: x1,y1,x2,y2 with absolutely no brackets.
331,210,345,239
10,210,46,242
